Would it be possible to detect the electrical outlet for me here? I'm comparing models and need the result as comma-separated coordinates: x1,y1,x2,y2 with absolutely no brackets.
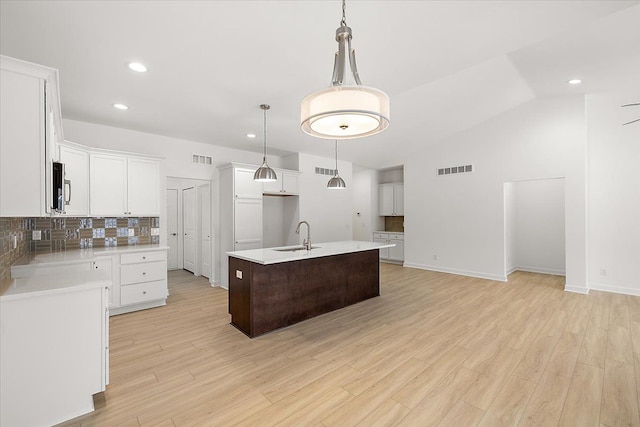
600,268,607,276
32,230,41,241
128,228,134,237
236,270,243,279
12,235,17,249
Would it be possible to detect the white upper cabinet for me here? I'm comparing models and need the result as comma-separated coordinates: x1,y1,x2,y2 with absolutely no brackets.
90,153,128,216
127,158,160,215
0,56,63,217
263,169,300,195
234,167,262,198
58,143,89,216
378,183,404,216
90,153,160,216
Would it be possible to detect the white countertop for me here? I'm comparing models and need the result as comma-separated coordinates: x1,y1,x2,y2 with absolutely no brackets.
1,270,111,301
374,231,404,234
11,244,169,271
227,240,395,265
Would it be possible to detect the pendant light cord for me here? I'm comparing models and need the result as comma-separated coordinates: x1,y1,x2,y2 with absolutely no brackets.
341,0,347,26
262,104,269,161
335,140,339,174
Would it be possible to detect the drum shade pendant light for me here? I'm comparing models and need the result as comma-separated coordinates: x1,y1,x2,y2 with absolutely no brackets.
254,104,278,182
327,140,346,189
301,0,390,140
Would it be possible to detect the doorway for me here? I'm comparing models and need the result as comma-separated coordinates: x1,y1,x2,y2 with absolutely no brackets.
504,178,566,279
166,178,212,280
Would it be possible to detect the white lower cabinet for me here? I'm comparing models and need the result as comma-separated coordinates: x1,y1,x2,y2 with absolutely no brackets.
112,249,168,315
373,232,404,263
0,280,109,427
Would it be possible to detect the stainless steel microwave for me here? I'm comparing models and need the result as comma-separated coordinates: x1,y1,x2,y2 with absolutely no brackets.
52,161,66,212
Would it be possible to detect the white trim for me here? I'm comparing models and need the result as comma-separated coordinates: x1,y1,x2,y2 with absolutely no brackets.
209,279,220,287
403,263,507,282
506,266,517,275
590,282,640,297
564,285,589,294
513,265,566,276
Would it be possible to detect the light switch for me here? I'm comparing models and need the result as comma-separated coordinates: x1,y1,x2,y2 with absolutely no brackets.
235,270,243,279
32,230,41,241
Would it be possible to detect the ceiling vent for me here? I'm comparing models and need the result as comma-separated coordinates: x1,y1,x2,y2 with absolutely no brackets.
315,167,337,176
437,164,473,176
192,154,212,165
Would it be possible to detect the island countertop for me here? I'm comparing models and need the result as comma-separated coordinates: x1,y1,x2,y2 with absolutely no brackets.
227,240,394,265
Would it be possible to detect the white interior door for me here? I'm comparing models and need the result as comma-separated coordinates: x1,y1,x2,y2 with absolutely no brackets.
183,187,197,273
198,184,212,279
166,189,179,269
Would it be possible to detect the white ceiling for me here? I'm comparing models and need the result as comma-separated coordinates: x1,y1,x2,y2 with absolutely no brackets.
1,1,639,169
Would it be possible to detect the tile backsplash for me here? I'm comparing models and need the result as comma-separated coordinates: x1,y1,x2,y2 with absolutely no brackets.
0,217,31,281
384,216,404,232
0,216,160,281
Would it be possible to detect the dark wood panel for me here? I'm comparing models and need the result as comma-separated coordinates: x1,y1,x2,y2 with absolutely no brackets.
228,250,380,338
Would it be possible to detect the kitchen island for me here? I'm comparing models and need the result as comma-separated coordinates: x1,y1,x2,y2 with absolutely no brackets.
227,240,394,338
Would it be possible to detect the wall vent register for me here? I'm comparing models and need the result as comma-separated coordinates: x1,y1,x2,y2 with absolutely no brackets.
437,164,473,176
315,167,338,176
192,154,213,165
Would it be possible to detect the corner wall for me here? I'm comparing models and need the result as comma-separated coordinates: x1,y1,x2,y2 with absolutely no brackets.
403,96,587,289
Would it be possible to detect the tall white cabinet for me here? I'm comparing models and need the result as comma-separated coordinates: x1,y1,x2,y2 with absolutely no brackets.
219,164,263,288
0,55,63,217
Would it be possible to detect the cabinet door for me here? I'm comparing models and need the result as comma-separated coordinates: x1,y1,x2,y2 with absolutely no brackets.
0,69,45,217
59,145,89,216
378,184,394,216
373,238,389,259
90,153,127,216
127,158,160,215
234,198,262,247
394,184,404,216
388,239,404,261
262,171,282,194
282,172,299,195
234,167,262,198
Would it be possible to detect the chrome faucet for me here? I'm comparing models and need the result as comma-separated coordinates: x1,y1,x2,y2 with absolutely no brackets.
295,221,311,250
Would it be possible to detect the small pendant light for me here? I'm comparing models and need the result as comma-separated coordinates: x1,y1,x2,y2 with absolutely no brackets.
327,140,346,189
254,104,278,182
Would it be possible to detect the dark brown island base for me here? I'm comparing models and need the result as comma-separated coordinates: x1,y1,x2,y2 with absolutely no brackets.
227,241,394,338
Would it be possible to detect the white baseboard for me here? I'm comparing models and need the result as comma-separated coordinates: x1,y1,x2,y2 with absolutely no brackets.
403,263,507,282
514,265,566,276
589,282,640,297
564,285,589,294
209,278,221,288
506,266,517,275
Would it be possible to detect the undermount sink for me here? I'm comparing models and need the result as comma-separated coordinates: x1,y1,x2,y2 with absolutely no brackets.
273,246,320,252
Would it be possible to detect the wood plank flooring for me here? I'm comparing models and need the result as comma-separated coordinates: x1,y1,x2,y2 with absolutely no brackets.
58,265,640,426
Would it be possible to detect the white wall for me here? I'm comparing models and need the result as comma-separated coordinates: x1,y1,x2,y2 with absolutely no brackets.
295,153,353,244
404,95,587,290
63,118,280,286
587,92,640,295
511,178,566,275
504,182,516,273
352,168,383,241
379,167,404,184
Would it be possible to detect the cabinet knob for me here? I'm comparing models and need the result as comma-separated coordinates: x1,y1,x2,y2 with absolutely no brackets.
142,256,146,260
143,291,147,295
142,272,146,275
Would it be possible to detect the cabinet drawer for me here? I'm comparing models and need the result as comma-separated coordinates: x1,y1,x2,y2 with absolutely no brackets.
373,232,388,240
389,234,404,241
121,251,166,264
121,261,166,285
120,280,167,306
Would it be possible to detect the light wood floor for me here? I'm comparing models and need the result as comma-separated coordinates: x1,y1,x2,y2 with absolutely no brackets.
59,264,640,427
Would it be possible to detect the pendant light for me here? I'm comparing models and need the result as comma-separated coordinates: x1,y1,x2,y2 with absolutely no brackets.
301,0,390,140
327,140,346,189
254,104,278,182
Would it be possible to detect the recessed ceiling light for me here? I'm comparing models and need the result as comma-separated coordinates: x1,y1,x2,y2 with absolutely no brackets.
127,62,147,73
246,133,256,138
113,103,129,110
568,79,582,85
